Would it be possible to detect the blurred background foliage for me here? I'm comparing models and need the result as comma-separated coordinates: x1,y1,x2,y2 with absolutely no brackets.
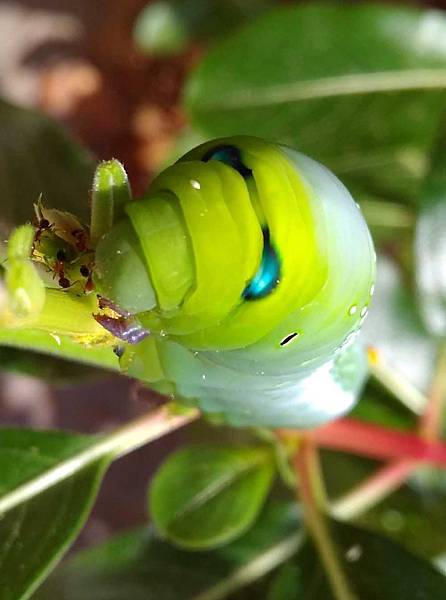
2,1,446,598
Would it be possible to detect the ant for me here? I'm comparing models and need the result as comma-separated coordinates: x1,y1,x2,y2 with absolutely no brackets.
79,263,94,292
54,249,71,289
34,215,53,245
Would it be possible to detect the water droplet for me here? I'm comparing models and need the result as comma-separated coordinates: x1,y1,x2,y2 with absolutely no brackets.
190,179,201,190
360,306,368,318
381,509,404,532
201,374,206,380
116,250,122,255
259,370,265,376
345,545,362,562
348,304,357,316
370,283,375,297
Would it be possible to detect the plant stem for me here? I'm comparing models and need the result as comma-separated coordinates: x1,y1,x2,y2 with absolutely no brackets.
419,341,446,441
295,438,357,600
330,459,416,521
194,533,304,600
323,343,446,520
367,347,426,415
2,289,107,339
300,418,446,466
0,406,200,515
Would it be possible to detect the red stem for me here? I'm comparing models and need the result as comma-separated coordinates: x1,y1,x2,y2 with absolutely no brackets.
282,418,446,467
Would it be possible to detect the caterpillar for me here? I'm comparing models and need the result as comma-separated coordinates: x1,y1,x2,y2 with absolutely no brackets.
94,136,376,428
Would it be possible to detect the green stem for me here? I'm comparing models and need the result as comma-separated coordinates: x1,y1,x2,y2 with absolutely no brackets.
194,533,304,600
0,406,200,515
328,342,446,521
2,288,105,338
329,459,417,521
295,438,357,600
420,341,446,440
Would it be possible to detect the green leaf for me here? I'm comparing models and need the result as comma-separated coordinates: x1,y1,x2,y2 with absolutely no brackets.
322,452,446,562
268,520,446,599
0,99,94,228
0,410,181,600
35,501,304,600
186,4,446,207
415,115,446,337
0,99,96,380
350,384,416,432
0,328,119,373
133,0,275,56
149,444,275,549
0,429,108,600
0,346,106,382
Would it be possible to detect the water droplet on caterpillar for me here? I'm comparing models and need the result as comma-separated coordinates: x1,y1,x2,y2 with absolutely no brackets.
348,304,358,316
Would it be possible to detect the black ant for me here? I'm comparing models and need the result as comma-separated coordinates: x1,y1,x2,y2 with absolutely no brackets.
54,249,71,289
34,218,52,244
80,263,94,292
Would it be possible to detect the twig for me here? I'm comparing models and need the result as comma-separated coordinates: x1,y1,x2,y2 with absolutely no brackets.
295,438,357,600
330,459,416,521
193,532,304,600
0,406,200,515
330,344,446,520
367,347,426,415
419,341,446,441
294,418,446,466
326,342,446,520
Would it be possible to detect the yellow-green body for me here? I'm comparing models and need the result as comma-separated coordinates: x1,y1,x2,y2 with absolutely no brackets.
94,136,376,427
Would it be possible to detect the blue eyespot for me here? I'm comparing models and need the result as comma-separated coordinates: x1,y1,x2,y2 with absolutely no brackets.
243,229,280,300
202,145,252,177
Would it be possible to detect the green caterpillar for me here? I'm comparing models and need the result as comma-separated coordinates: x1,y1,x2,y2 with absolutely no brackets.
94,136,376,428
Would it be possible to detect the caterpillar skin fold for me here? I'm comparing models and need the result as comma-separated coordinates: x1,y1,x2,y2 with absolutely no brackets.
94,136,376,428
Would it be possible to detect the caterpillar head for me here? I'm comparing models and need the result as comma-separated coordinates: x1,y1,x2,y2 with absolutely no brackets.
94,136,375,364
